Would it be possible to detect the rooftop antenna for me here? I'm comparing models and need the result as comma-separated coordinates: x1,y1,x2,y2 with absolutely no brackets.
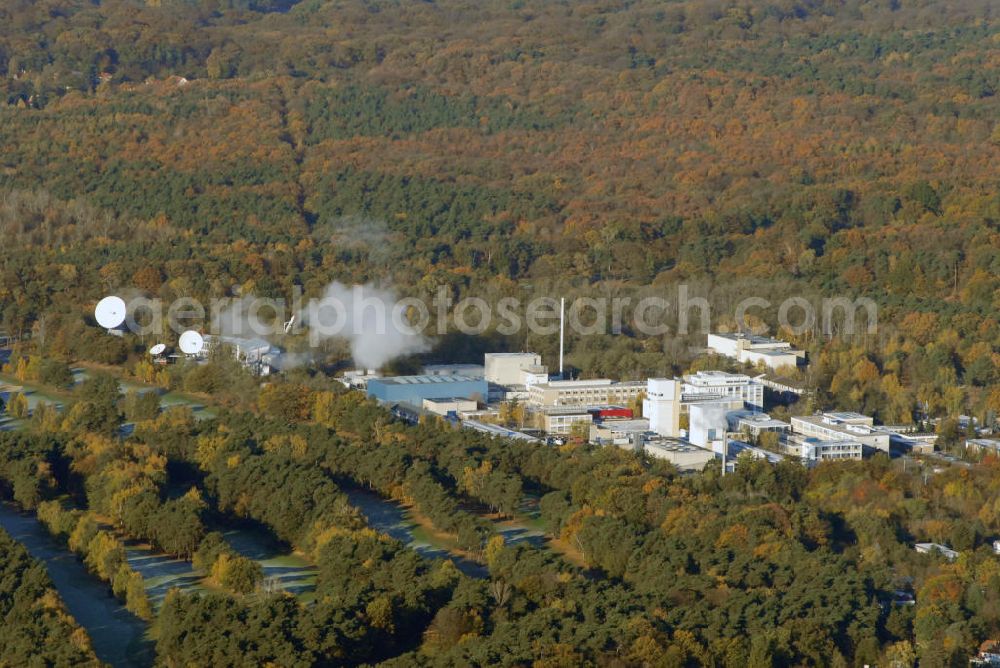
178,330,205,357
94,296,127,332
559,297,565,379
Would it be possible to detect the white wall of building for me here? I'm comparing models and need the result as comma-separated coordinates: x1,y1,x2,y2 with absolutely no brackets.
706,333,741,358
742,349,800,371
521,368,549,386
485,353,542,386
643,440,716,471
643,378,680,438
706,333,804,371
423,398,478,416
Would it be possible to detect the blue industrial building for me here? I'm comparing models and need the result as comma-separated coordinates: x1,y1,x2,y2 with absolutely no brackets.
366,374,488,406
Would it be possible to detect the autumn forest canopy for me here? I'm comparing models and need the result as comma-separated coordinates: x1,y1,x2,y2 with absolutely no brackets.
0,0,998,425
1,1,1000,667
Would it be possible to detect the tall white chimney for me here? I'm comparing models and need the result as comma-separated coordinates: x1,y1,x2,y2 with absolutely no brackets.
559,297,565,378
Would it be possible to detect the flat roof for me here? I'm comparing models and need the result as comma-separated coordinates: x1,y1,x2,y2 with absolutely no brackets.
686,370,752,380
207,335,273,350
681,393,733,404
826,411,869,421
729,439,786,462
785,433,860,448
736,414,790,429
646,438,713,453
541,406,595,416
542,378,613,388
536,378,645,388
372,374,484,386
423,397,478,404
485,352,540,358
793,414,875,431
711,332,786,345
747,348,800,357
914,543,959,557
595,419,650,432
462,419,541,442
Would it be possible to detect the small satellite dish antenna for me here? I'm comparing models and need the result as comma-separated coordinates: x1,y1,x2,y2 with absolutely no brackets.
149,343,167,356
178,331,205,356
95,296,127,330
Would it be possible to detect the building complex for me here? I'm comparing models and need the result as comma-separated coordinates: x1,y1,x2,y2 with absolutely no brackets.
355,347,970,474
526,378,645,408
706,332,806,371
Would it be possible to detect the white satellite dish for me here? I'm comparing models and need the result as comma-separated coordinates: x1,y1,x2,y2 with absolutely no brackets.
95,296,127,329
149,343,167,356
178,331,205,356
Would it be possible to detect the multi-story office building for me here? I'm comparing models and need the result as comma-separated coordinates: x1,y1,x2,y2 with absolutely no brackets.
683,370,764,411
539,407,594,435
790,412,890,453
780,432,864,463
527,378,645,408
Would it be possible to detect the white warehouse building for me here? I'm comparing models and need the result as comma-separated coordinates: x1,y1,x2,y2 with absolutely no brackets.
706,332,805,371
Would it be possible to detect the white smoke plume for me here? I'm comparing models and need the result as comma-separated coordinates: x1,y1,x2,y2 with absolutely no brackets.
266,351,313,372
214,296,261,338
302,282,429,370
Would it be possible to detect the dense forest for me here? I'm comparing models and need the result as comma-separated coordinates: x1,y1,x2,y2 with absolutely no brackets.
0,1,999,665
0,526,103,665
0,0,997,428
0,369,998,665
